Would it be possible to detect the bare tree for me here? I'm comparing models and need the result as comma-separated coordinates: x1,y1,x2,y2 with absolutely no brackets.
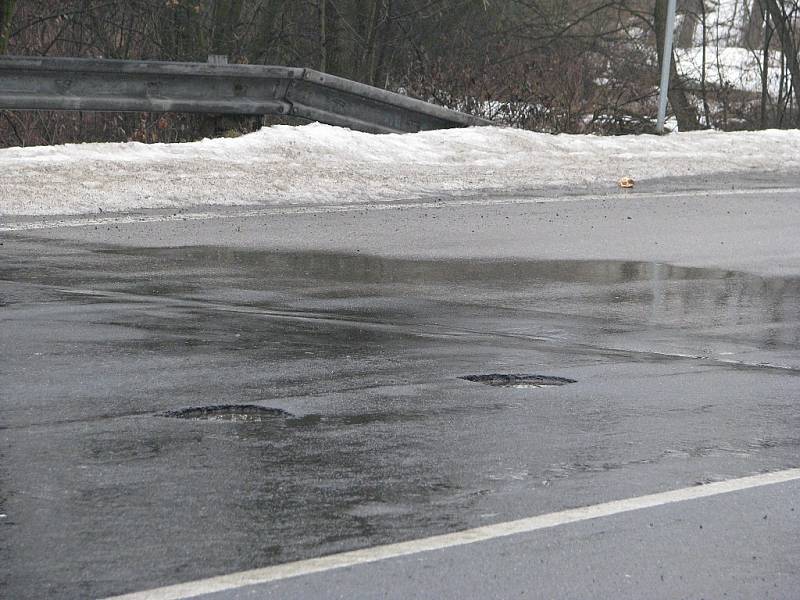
5,0,800,147
762,0,800,125
0,0,16,54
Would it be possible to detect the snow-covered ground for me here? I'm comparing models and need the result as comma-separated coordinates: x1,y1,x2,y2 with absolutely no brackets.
676,47,782,96
674,0,779,97
1,123,799,219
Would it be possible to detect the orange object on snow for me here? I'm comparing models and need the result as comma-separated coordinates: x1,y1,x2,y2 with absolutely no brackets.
618,177,635,188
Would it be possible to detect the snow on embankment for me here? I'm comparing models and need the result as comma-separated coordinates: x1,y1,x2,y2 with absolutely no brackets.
1,123,799,216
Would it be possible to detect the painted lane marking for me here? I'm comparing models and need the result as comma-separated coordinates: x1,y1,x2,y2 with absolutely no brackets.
108,467,800,600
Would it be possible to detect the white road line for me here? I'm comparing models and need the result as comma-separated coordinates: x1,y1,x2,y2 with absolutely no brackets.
108,468,800,600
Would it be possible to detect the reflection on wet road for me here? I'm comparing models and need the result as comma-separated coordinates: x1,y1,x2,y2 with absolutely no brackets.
1,239,799,598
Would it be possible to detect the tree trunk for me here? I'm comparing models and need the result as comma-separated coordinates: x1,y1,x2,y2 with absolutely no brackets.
319,0,327,72
655,0,700,130
762,0,800,126
746,0,766,49
319,0,340,74
700,0,711,127
211,0,244,57
361,0,383,85
677,0,699,49
761,4,773,128
0,0,16,54
373,0,394,88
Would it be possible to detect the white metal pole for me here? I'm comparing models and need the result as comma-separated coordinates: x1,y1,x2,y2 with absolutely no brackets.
656,0,677,134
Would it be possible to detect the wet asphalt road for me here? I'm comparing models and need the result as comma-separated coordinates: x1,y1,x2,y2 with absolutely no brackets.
196,478,800,599
1,181,800,598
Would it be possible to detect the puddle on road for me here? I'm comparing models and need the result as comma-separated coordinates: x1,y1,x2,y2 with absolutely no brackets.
11,241,800,360
88,246,800,361
101,246,745,286
96,246,800,311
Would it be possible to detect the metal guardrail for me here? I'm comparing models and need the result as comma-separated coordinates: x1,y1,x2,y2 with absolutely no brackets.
0,55,491,134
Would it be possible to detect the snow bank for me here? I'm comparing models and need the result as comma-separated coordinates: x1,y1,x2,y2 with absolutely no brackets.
2,123,800,217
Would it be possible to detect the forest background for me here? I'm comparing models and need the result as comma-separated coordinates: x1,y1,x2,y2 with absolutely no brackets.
0,0,799,147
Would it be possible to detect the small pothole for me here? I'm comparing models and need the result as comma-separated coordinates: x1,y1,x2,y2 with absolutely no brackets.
158,404,292,422
459,374,576,389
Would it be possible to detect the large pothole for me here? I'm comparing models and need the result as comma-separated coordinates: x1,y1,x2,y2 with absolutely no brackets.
459,374,576,389
158,404,292,422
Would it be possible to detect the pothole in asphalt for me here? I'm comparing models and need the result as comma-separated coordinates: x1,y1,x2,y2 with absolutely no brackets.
459,374,576,389
158,404,293,422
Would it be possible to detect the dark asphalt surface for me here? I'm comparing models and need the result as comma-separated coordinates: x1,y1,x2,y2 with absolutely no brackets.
1,182,800,598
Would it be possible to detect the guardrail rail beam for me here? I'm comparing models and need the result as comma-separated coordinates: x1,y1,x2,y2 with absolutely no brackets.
0,56,490,134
